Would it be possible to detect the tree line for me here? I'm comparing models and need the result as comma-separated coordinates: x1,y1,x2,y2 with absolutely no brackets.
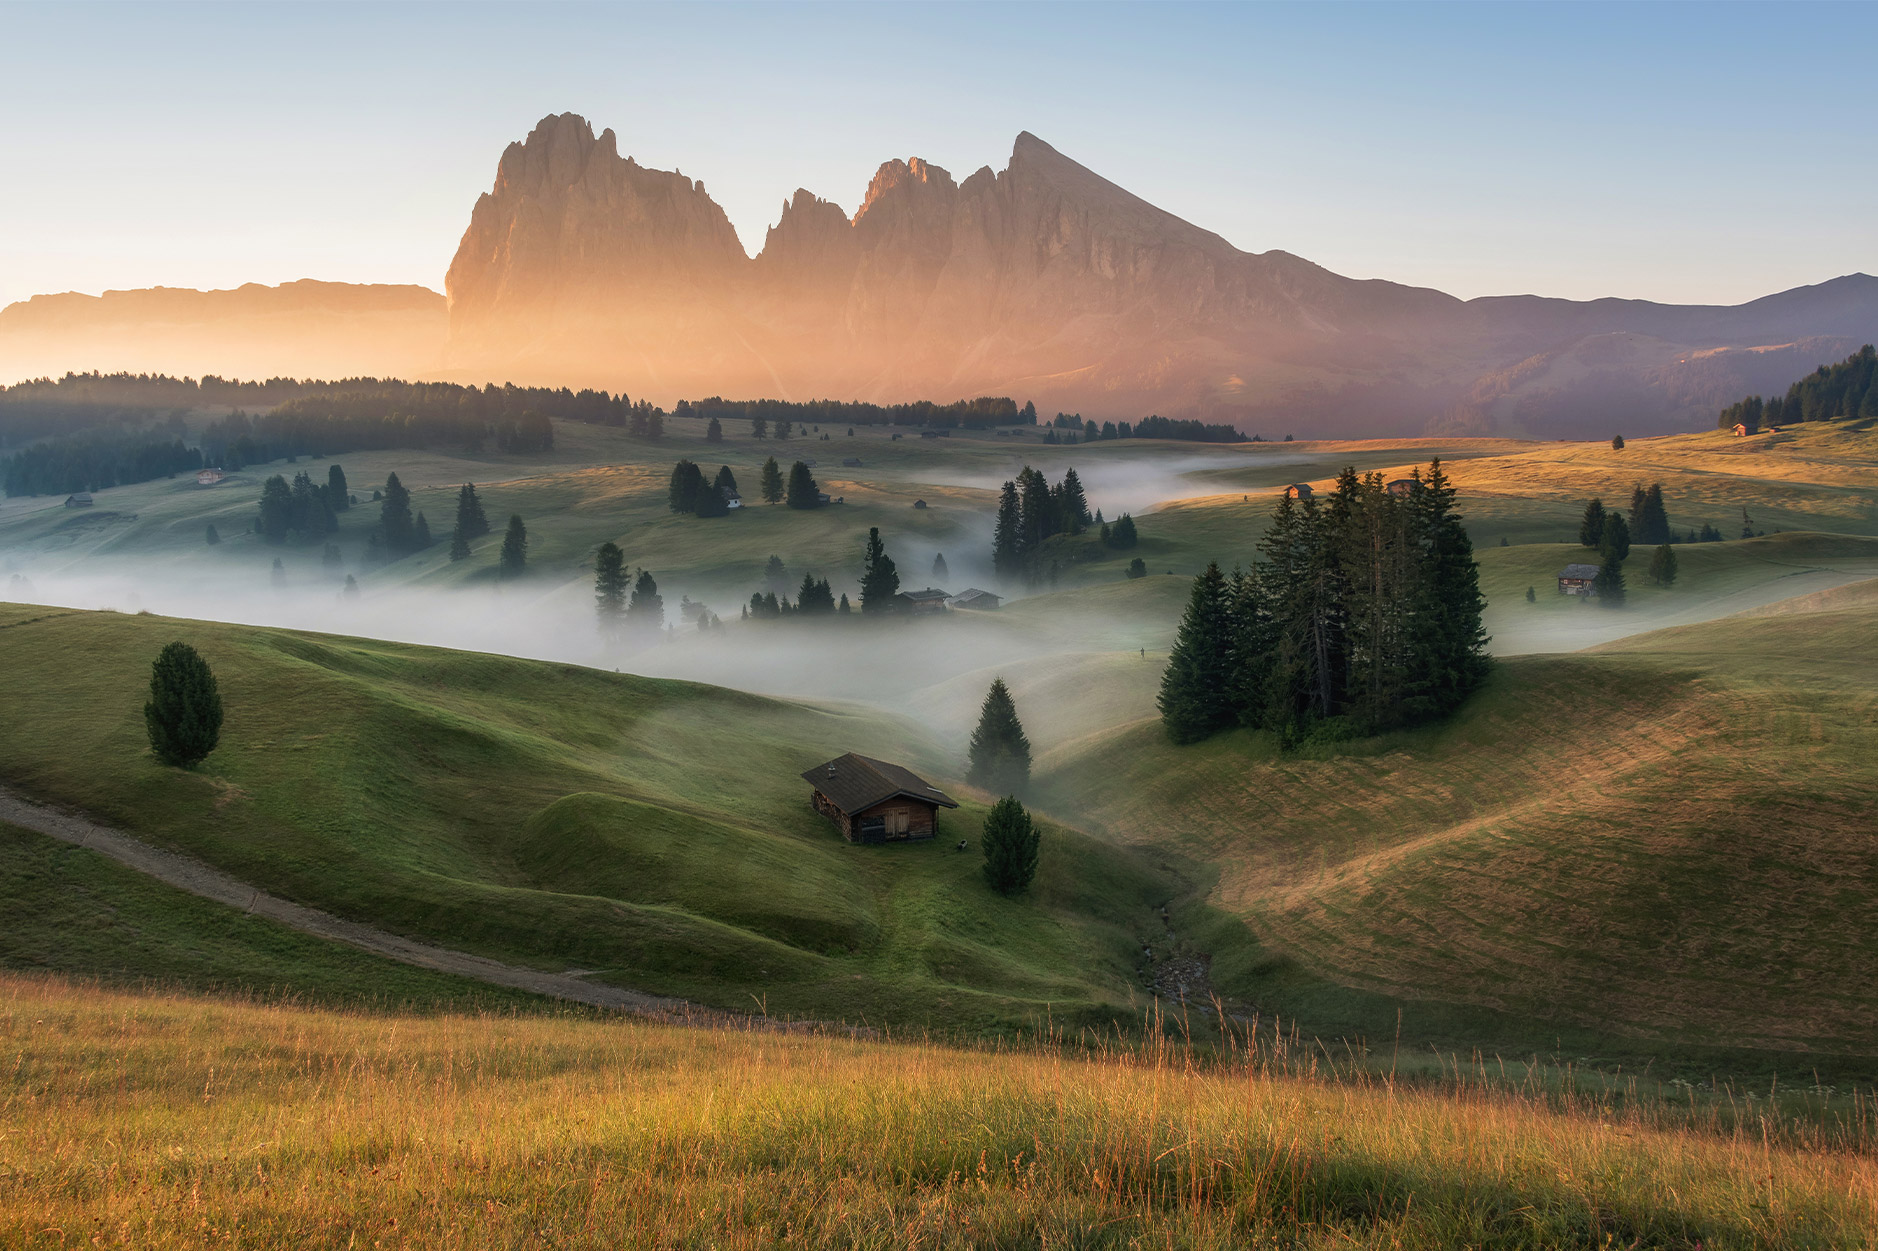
1159,462,1490,745
991,465,1136,584
2,427,202,497
677,395,1024,431
1717,344,1876,430
1047,412,1249,444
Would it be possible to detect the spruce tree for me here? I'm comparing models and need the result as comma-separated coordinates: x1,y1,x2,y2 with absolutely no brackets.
205,523,220,546
933,552,948,582
1648,542,1678,587
1601,512,1631,561
668,460,706,513
379,473,414,554
1405,459,1490,718
838,593,851,614
627,569,664,635
992,480,1023,579
760,456,784,504
860,527,901,613
414,512,432,548
1579,498,1606,548
785,461,821,509
595,541,628,636
1157,563,1235,743
967,677,1032,794
258,475,292,544
1108,514,1138,549
449,526,470,562
713,465,738,497
1059,468,1090,533
706,416,723,443
454,483,490,541
499,514,527,578
270,557,286,587
980,796,1039,896
144,641,223,768
1595,548,1627,605
327,463,349,511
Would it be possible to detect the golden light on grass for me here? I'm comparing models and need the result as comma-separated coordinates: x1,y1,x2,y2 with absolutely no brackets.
5,975,1876,1248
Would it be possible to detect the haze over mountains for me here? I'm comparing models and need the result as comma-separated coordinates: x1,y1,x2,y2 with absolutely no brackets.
6,111,1875,438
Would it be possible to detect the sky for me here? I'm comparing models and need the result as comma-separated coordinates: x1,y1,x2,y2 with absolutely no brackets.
1,0,1873,310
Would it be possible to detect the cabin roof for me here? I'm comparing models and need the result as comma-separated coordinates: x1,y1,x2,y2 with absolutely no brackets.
1560,563,1601,579
900,587,950,603
802,752,959,813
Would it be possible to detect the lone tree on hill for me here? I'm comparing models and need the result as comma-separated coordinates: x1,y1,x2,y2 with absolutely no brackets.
594,541,628,636
1157,562,1235,744
379,473,415,554
1612,434,1626,451
980,796,1039,896
759,456,784,503
144,641,223,768
785,460,821,509
1648,542,1678,587
968,677,1032,795
859,527,900,612
499,514,528,578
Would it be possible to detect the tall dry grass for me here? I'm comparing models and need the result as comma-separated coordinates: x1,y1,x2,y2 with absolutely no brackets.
4,974,1875,1249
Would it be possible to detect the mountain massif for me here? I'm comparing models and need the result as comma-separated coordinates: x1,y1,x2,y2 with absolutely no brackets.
6,112,1876,438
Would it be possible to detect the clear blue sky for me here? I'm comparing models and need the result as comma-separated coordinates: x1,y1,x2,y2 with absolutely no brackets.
2,0,1872,309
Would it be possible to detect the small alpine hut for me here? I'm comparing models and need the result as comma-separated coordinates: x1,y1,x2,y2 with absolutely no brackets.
1283,483,1314,500
63,492,93,508
195,468,225,486
803,753,958,843
899,587,951,614
950,588,1002,611
1558,563,1601,596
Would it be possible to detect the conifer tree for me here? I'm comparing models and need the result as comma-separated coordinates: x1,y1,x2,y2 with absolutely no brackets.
859,527,901,613
705,416,723,443
967,677,1032,795
764,554,788,592
449,526,470,562
785,460,821,509
1059,468,1090,533
343,574,360,600
752,417,768,439
1579,498,1606,548
933,552,949,582
796,572,836,614
627,569,664,635
1631,481,1670,545
980,796,1039,896
205,523,220,546
258,475,292,544
759,456,784,503
1405,459,1490,718
379,473,414,554
1107,514,1138,549
713,465,738,497
327,463,350,511
1595,547,1627,605
414,512,432,548
1158,563,1235,743
144,641,223,768
668,460,706,513
499,514,527,578
1648,542,1678,587
992,481,1023,579
594,541,628,636
453,483,490,540
1601,512,1631,562
1612,434,1626,450
838,593,851,614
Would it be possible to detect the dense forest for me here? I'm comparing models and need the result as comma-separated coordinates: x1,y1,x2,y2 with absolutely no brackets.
1717,344,1876,430
678,395,1023,430
1,428,203,497
1159,462,1489,745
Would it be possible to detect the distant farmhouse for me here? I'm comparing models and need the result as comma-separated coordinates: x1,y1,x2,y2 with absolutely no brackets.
720,486,742,508
1558,563,1600,596
899,587,950,614
1284,483,1314,500
63,492,93,508
802,752,958,843
949,588,1001,611
195,468,225,486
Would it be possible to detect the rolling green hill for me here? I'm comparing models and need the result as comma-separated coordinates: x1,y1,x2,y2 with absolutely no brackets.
0,603,1176,1033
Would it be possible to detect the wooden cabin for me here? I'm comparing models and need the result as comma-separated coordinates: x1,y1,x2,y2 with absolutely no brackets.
899,587,951,613
63,492,93,508
1558,563,1601,596
1731,422,1753,437
949,588,1002,611
802,753,958,843
1283,483,1314,500
195,468,225,486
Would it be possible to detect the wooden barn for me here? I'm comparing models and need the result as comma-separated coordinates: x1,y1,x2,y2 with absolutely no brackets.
63,492,93,508
1283,483,1314,500
802,753,958,843
949,588,1001,611
899,587,951,613
1558,563,1601,595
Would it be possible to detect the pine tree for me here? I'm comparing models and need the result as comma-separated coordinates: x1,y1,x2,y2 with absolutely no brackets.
1595,547,1627,605
144,641,223,768
1601,512,1631,561
980,796,1039,896
449,526,470,562
327,463,350,511
1631,482,1670,545
205,523,220,546
627,569,664,635
796,573,836,614
1648,542,1678,587
1018,467,1051,550
859,527,900,613
454,484,490,540
1158,563,1234,743
1579,498,1606,547
413,512,432,548
1405,459,1490,719
1059,468,1090,533
258,475,292,544
760,456,784,504
668,460,706,513
1525,585,1536,602
751,417,768,439
933,552,949,582
595,541,628,636
706,416,723,443
838,593,851,614
379,473,414,554
764,554,788,592
499,514,527,578
967,677,1032,794
714,465,738,497
992,480,1022,579
785,461,821,509
1107,514,1138,549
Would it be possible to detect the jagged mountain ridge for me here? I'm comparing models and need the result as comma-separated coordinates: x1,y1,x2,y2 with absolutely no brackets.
440,114,1878,436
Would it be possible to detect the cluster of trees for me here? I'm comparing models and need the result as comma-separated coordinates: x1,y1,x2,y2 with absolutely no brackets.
1159,462,1490,745
200,399,554,469
745,574,845,619
677,396,1025,431
992,466,1093,578
668,462,741,517
594,544,664,639
2,428,203,496
257,464,350,544
964,677,1039,895
1718,344,1877,430
1046,412,1249,444
448,483,490,560
1576,482,1687,604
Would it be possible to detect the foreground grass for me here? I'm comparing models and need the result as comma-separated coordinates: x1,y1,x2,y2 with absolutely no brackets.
5,976,1876,1250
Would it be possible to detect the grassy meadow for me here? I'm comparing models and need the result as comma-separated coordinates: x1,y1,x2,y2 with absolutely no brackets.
6,973,1878,1250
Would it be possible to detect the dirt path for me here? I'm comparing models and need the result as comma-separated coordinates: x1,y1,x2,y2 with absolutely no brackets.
0,785,686,1016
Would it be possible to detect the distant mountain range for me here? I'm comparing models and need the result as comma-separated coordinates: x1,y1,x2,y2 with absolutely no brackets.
5,112,1875,438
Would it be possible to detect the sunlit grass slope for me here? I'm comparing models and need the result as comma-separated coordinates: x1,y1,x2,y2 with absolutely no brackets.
0,603,1174,1031
1036,585,1878,1057
0,820,544,1011
7,975,1876,1250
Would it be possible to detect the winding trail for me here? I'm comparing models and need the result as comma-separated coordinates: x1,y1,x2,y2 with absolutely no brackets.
0,785,686,1016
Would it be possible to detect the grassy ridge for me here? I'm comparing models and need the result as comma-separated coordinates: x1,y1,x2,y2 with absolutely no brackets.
0,603,1175,1032
1035,586,1878,1057
6,976,1876,1250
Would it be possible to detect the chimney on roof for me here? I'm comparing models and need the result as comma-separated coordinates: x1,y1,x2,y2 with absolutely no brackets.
827,762,836,778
